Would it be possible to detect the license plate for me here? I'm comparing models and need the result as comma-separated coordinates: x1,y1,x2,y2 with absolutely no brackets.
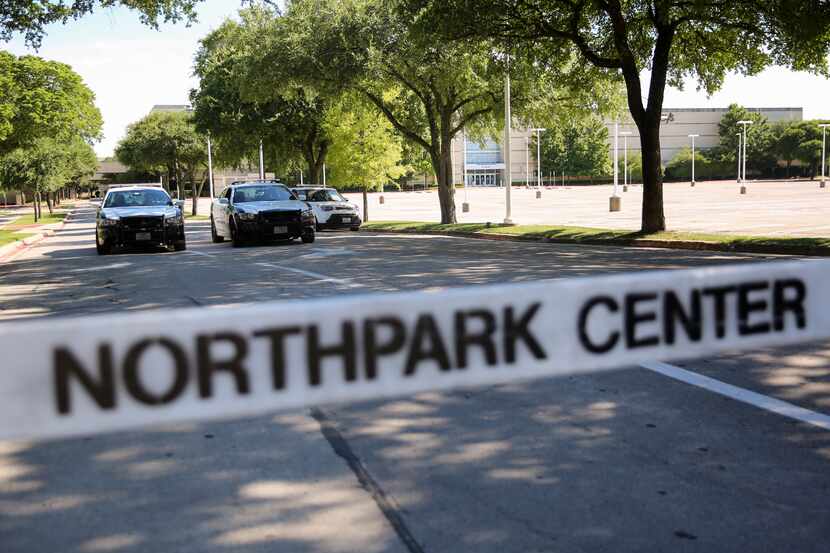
341,217,351,223
273,226,288,234
135,232,151,241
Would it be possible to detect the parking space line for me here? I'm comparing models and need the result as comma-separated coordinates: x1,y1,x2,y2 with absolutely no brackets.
256,262,364,288
186,250,216,258
641,361,830,431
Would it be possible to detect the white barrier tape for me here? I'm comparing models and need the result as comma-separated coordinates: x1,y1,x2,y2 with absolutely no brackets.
1,259,828,442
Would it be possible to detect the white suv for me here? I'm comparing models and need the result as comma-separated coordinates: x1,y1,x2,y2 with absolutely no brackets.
290,186,362,231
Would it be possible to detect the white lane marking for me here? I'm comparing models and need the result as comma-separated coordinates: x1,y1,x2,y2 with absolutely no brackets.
71,262,131,272
296,247,355,259
641,361,830,431
256,262,364,288
186,250,216,258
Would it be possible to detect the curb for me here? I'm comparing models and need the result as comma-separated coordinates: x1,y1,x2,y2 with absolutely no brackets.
0,217,68,263
364,228,830,257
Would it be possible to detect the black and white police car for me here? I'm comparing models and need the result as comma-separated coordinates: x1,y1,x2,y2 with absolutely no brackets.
210,181,316,246
290,186,362,231
95,185,186,255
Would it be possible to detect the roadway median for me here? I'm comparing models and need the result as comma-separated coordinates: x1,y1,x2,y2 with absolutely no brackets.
362,221,830,257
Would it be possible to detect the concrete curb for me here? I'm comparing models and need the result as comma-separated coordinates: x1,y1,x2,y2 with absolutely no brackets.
364,228,830,257
0,218,68,263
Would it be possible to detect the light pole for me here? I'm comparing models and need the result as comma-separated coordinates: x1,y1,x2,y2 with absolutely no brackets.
620,131,632,192
737,120,753,194
820,123,829,189
610,120,621,211
258,140,265,180
688,134,699,187
736,132,742,185
462,132,470,212
525,136,530,188
503,59,513,224
532,128,545,198
322,163,327,187
206,133,214,200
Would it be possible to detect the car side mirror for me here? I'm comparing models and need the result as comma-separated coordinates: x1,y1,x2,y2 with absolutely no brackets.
218,198,229,205
174,200,185,210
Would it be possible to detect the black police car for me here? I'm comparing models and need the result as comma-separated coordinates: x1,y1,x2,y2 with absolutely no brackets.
210,181,316,246
96,186,186,255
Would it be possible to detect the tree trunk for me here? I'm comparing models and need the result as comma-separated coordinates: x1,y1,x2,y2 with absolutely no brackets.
32,196,38,222
636,122,665,233
46,192,54,215
362,186,369,222
434,132,456,224
191,176,206,216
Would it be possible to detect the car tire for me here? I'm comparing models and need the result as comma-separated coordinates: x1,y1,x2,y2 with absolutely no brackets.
350,226,360,232
301,228,316,244
173,239,187,252
95,232,111,255
231,221,244,248
210,217,224,243
315,223,322,232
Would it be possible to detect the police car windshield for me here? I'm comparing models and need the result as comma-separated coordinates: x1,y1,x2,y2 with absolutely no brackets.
308,189,346,202
104,189,170,208
234,185,294,203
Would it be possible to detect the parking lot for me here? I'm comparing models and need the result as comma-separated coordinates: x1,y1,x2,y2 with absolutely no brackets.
1,203,829,553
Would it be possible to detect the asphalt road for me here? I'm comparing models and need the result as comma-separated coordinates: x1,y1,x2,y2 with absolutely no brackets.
1,204,828,553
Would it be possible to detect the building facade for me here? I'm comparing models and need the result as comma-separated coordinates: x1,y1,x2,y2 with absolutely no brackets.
446,107,803,186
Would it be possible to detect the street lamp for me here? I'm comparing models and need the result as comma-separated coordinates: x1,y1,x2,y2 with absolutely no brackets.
503,60,513,224
688,134,699,187
206,132,214,200
819,123,829,189
620,131,632,192
258,140,265,180
609,120,621,212
531,128,546,198
462,132,470,212
737,120,753,194
736,132,742,185
525,136,530,188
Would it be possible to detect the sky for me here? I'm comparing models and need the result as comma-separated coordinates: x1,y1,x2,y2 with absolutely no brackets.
4,2,830,157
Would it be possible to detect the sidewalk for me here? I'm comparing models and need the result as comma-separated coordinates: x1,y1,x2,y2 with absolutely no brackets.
0,205,74,262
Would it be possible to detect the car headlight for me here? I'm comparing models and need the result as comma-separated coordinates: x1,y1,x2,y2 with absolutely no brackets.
166,214,183,224
302,209,315,218
101,217,120,226
237,212,257,221
321,205,335,211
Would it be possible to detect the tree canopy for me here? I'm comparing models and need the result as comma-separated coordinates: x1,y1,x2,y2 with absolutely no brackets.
411,0,830,231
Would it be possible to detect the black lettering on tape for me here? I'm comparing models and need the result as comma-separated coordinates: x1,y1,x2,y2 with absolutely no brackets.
54,345,117,415
702,286,737,339
738,281,771,336
123,338,188,406
454,309,497,369
308,322,357,387
504,303,546,362
773,279,806,331
579,297,620,354
363,317,406,380
663,290,702,344
404,314,451,375
625,293,659,349
254,326,302,390
196,332,250,398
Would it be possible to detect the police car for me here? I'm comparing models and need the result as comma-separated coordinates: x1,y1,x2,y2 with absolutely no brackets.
210,181,316,246
95,185,186,255
290,186,362,231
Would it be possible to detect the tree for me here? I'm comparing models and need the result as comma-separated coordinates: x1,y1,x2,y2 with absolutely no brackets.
412,0,830,231
0,54,102,155
324,94,408,219
191,8,334,183
772,122,805,177
536,115,610,181
116,111,208,215
275,0,615,224
1,0,202,48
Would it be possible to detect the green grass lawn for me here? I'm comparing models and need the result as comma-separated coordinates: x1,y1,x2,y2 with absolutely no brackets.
362,221,830,254
5,212,67,228
0,230,34,247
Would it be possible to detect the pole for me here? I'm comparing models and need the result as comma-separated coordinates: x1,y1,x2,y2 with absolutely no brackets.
462,133,468,203
525,137,530,188
610,120,620,211
536,129,543,189
503,59,513,224
623,135,628,189
258,140,265,180
300,170,304,185
691,135,695,185
206,134,214,200
820,124,828,188
322,164,327,187
742,125,747,184
737,133,742,183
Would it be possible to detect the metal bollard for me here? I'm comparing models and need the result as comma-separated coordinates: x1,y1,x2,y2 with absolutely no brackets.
462,202,470,213
535,190,542,199
379,195,385,204
609,196,621,212
740,186,747,195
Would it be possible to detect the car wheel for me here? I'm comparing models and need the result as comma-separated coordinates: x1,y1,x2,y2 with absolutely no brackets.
350,226,360,232
173,239,187,251
301,227,316,244
231,221,244,248
95,231,111,255
210,217,224,243
315,223,322,232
